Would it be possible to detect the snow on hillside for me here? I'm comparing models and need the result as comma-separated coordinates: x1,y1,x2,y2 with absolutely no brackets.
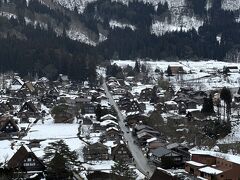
0,11,17,19
159,0,185,8
151,15,203,36
222,0,240,11
67,28,97,46
152,14,203,36
111,0,185,8
109,20,136,31
24,17,48,30
205,0,212,11
53,0,186,14
236,15,240,23
99,33,107,42
53,0,97,13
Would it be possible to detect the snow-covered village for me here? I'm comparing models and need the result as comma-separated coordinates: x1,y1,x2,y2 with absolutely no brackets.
0,60,240,179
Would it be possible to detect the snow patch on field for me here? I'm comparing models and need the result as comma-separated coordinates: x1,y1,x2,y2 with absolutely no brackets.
112,60,240,92
23,122,79,140
0,140,15,166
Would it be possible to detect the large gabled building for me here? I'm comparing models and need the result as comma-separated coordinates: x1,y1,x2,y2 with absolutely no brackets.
185,150,240,180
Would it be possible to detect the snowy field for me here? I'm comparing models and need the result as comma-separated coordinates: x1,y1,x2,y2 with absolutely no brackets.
112,60,240,91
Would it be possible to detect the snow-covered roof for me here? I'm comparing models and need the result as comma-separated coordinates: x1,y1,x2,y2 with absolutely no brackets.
100,120,118,126
100,114,117,120
106,127,119,132
199,166,222,175
164,101,177,105
23,144,32,152
186,161,205,167
190,150,240,165
197,176,208,180
146,137,157,143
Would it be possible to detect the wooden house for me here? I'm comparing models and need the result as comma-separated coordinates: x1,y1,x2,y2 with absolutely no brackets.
146,138,166,150
167,65,185,75
12,77,24,86
8,97,23,105
149,147,183,168
111,141,132,162
166,143,190,162
14,89,27,100
8,145,45,175
83,142,109,161
136,129,160,146
150,167,178,180
185,151,240,180
20,82,36,95
100,120,118,129
47,86,59,99
102,127,121,141
125,114,148,127
139,88,153,101
164,101,178,112
18,101,39,121
82,103,95,114
118,97,131,110
178,102,187,114
126,100,144,115
34,81,47,96
0,101,14,114
155,103,166,113
0,116,19,134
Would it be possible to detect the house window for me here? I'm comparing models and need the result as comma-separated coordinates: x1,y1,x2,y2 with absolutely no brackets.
24,163,30,166
174,157,181,161
24,162,35,166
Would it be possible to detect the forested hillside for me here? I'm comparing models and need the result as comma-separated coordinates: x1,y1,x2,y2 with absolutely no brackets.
0,0,239,80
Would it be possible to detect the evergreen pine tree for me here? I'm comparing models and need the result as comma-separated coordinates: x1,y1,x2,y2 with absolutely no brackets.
150,86,158,103
44,140,80,168
95,104,102,121
111,160,137,180
220,87,232,121
201,95,214,115
134,60,140,74
46,152,72,180
166,65,172,76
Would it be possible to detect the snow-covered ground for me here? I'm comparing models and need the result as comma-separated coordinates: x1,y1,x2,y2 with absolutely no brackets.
218,121,240,144
112,60,240,91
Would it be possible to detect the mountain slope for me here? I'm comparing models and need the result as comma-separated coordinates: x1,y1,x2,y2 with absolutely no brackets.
0,0,239,77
